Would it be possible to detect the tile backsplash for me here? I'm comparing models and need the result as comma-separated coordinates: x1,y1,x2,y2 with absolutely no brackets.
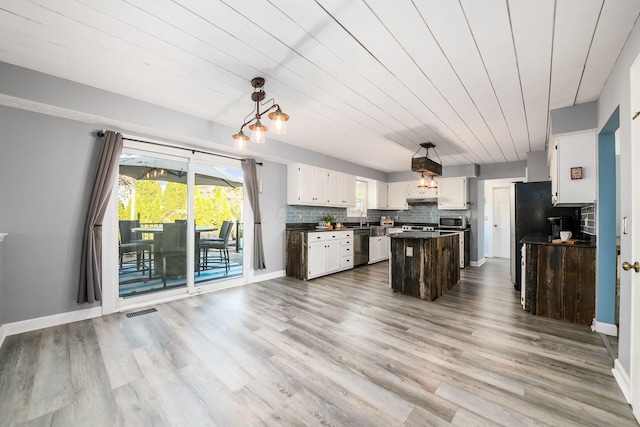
285,203,470,224
580,204,595,235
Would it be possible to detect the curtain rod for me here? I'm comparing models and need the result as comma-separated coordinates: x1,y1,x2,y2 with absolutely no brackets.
97,130,262,165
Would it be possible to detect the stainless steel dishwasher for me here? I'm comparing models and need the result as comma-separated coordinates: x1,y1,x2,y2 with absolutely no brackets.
354,228,370,266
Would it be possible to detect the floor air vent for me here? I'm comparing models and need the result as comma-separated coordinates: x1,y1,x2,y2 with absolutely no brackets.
125,307,157,318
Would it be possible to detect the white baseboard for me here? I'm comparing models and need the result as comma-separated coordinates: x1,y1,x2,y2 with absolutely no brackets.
251,270,286,283
0,324,6,350
612,359,631,403
471,258,486,267
3,306,103,338
591,320,618,336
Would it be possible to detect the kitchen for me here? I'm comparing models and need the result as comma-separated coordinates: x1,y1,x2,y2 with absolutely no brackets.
285,161,472,290
285,124,600,318
1,1,640,424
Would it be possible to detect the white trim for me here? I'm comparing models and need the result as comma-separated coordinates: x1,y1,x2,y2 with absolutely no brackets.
251,270,286,283
613,359,632,403
2,306,103,337
471,258,486,267
591,320,618,336
0,324,6,350
0,233,7,242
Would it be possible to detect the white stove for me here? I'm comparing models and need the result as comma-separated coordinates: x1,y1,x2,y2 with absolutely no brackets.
401,225,436,231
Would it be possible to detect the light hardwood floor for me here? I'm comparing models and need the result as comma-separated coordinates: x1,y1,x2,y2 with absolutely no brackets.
0,259,636,426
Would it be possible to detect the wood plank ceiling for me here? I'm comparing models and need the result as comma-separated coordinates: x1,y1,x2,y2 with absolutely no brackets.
0,0,638,172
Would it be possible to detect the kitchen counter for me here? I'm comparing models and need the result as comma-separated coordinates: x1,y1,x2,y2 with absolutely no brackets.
520,235,596,247
389,232,459,301
522,240,595,325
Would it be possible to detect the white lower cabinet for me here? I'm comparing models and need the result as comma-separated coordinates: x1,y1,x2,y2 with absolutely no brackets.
307,231,353,279
369,235,390,264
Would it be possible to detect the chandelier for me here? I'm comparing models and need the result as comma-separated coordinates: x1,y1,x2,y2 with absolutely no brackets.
412,142,442,189
232,77,290,150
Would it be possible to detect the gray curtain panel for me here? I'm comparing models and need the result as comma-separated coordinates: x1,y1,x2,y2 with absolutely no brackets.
241,158,266,269
78,131,123,303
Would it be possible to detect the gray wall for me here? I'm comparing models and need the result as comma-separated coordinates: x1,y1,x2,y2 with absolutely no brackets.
596,17,640,375
551,101,597,135
254,161,287,277
526,150,549,182
0,238,4,326
0,107,101,323
470,178,483,263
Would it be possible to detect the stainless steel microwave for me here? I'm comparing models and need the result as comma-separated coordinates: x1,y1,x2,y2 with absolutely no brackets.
438,215,467,229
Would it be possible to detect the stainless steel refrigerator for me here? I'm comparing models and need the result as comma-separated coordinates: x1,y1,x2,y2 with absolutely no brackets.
510,181,578,290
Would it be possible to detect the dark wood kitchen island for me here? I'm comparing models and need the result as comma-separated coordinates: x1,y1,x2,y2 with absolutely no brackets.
390,232,460,301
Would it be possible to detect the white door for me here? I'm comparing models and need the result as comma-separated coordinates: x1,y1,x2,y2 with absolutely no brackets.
628,55,640,422
492,187,511,258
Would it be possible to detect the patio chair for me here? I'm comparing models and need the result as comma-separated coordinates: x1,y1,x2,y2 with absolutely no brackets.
200,220,233,274
159,221,201,285
118,220,152,278
160,222,187,286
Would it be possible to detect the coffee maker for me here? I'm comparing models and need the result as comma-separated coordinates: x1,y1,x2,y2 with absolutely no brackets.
548,216,572,240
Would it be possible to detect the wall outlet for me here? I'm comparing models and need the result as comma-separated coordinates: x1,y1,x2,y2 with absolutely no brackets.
406,246,413,257
298,213,303,219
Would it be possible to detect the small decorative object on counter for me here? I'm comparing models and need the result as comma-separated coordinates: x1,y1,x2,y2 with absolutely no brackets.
321,215,335,230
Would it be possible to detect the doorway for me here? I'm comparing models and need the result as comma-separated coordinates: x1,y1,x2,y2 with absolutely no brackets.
103,139,248,312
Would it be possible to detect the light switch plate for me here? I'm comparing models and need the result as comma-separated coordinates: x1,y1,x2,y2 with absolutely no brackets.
406,246,413,257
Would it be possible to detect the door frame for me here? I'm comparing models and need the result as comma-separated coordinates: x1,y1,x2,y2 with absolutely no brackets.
628,54,640,421
483,178,524,258
102,138,251,315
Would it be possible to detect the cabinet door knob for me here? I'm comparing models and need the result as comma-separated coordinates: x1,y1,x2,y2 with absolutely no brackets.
622,261,640,272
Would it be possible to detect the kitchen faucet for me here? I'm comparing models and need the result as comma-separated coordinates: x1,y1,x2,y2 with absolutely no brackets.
360,212,366,227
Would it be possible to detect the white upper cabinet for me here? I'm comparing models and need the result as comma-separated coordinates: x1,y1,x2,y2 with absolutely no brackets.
550,130,596,207
437,177,468,210
327,171,356,207
342,174,356,206
287,163,356,207
387,182,409,210
376,182,389,209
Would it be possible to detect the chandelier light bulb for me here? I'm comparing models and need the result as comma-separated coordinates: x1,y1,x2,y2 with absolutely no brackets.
268,107,289,135
232,130,250,150
417,173,428,188
249,120,267,144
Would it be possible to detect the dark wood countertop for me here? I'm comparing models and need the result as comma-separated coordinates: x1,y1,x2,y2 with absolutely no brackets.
520,235,596,247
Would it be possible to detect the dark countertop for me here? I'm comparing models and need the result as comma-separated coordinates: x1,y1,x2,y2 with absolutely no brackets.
520,235,596,247
389,231,459,239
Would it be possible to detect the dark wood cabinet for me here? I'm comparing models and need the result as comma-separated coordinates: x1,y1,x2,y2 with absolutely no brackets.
390,234,460,301
524,243,595,326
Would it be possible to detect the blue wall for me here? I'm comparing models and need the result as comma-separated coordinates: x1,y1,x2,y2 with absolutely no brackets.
597,130,617,326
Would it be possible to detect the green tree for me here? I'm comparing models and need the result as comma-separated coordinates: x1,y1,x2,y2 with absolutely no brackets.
195,186,216,226
162,182,187,222
135,180,163,223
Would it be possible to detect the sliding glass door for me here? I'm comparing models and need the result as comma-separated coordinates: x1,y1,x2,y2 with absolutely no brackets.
113,141,244,305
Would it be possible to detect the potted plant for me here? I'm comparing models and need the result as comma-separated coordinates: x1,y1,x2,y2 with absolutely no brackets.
322,214,335,230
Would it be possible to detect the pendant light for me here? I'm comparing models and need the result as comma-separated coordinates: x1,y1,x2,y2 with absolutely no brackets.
232,77,290,149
